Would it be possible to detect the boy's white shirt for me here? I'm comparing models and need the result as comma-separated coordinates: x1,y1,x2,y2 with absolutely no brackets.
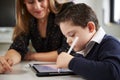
76,27,106,57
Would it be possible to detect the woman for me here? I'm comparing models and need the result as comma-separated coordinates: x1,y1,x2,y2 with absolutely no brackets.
0,0,73,73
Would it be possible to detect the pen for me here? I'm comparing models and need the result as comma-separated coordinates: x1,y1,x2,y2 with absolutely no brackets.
67,37,79,54
57,37,79,73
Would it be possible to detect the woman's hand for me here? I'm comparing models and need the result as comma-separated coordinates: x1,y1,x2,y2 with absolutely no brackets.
56,52,74,68
0,56,13,73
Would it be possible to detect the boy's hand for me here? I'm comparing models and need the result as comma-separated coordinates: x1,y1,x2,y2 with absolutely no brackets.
0,56,13,73
56,52,74,68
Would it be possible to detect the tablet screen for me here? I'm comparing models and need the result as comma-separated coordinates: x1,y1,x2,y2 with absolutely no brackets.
32,64,72,73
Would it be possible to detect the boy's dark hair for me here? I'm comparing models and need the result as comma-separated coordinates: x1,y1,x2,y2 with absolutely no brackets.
56,3,99,30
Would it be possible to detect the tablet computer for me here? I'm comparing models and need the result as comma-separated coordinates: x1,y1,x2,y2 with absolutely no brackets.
31,64,75,77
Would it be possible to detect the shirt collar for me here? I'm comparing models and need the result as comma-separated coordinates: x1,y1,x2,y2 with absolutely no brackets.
90,27,106,44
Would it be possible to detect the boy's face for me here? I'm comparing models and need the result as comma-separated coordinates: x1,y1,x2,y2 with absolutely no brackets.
59,21,95,51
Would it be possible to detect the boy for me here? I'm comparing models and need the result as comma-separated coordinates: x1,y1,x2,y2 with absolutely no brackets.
55,3,120,80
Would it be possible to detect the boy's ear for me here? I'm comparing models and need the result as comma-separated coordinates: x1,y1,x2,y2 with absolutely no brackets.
87,21,96,32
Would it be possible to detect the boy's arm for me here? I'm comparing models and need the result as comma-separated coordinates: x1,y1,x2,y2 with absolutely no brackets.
69,55,119,80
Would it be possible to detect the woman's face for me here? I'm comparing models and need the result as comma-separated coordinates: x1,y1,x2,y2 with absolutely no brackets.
24,0,50,19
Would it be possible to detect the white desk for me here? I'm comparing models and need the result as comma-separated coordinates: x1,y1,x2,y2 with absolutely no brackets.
0,61,85,80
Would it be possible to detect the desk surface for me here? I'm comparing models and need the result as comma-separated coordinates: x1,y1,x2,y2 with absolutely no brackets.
0,61,85,80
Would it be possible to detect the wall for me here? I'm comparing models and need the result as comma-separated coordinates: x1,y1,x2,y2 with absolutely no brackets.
74,0,120,39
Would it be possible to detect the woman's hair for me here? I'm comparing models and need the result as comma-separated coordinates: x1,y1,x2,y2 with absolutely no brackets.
56,3,99,31
13,0,63,40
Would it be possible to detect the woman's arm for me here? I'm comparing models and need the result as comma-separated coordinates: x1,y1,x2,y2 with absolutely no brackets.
24,51,58,62
5,49,22,64
0,49,21,73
